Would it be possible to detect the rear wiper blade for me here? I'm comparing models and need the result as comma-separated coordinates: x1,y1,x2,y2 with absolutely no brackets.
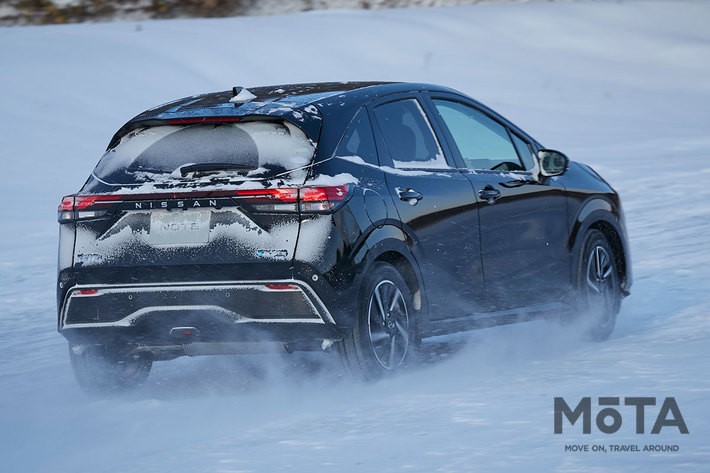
179,163,255,177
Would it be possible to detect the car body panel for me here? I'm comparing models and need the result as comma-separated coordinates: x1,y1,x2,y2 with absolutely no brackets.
57,81,632,360
366,98,485,319
466,171,571,309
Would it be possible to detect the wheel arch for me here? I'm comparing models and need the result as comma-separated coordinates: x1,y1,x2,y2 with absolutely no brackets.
359,226,429,336
589,220,627,291
373,250,423,313
570,206,631,295
358,224,425,307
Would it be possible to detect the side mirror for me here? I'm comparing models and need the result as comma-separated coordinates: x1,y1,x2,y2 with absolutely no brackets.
537,149,569,177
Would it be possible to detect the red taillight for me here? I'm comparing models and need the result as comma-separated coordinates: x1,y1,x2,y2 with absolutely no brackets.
58,194,122,222
233,185,351,213
232,188,299,212
233,188,299,203
75,194,122,210
56,184,352,222
58,195,75,212
58,195,76,222
73,195,99,210
58,194,122,211
299,185,350,212
300,185,349,202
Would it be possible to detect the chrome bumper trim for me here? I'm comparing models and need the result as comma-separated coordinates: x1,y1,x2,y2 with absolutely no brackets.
60,279,335,329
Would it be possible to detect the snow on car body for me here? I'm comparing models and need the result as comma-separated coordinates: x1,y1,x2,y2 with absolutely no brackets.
56,82,631,392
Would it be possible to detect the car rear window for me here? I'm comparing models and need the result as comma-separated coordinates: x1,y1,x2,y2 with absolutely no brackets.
92,121,315,185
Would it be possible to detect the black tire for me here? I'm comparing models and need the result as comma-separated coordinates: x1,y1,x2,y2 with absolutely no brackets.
577,229,621,341
69,344,152,394
338,263,416,380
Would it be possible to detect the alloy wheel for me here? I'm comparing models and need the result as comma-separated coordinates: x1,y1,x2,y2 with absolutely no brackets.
367,280,410,370
585,245,616,329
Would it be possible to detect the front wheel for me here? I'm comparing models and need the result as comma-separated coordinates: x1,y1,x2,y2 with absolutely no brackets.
338,263,416,380
578,230,621,341
69,344,152,394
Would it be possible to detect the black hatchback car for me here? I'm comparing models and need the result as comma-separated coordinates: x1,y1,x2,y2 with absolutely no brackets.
57,82,631,391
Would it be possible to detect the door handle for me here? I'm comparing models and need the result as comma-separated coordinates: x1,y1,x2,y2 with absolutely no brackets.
479,187,501,205
396,187,423,205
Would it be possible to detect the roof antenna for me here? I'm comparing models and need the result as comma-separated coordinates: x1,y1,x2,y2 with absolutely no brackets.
230,86,256,105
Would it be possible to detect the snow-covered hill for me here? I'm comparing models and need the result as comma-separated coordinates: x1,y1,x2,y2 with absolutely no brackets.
1,1,709,471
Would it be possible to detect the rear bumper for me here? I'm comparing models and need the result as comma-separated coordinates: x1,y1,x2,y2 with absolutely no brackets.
59,280,342,352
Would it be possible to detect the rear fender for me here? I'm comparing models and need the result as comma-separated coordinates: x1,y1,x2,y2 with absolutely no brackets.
359,225,427,324
305,223,425,330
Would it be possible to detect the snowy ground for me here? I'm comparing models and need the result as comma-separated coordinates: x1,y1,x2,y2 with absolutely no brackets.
1,1,709,471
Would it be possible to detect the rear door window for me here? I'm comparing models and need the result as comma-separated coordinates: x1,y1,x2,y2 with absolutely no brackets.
373,99,449,169
93,121,315,185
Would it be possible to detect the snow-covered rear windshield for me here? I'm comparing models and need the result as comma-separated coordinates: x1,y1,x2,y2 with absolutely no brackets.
93,121,315,185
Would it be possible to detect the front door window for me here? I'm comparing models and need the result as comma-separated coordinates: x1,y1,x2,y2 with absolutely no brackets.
433,99,525,172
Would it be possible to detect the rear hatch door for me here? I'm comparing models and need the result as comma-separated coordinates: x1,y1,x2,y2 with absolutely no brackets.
65,120,315,283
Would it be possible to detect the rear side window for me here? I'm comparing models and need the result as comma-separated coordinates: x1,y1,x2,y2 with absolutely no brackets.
335,108,379,166
373,99,448,169
93,121,315,185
